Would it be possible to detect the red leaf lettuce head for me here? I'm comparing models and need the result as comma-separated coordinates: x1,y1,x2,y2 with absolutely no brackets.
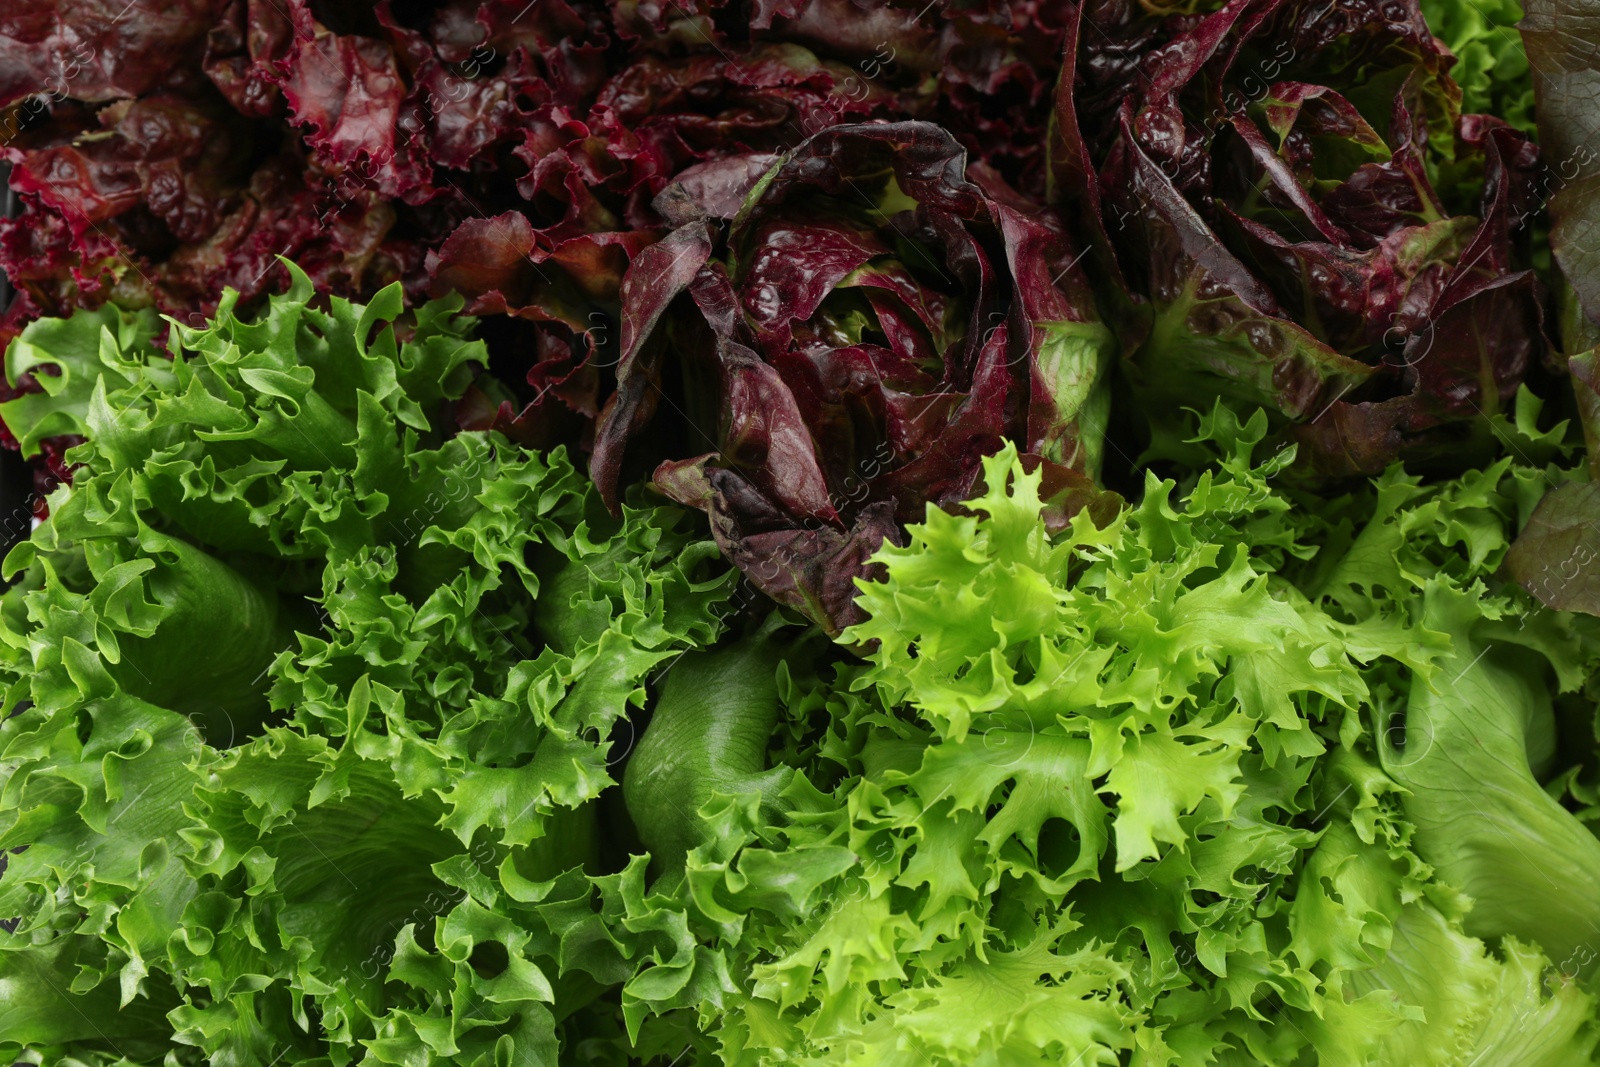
591,120,1120,635
1053,0,1547,476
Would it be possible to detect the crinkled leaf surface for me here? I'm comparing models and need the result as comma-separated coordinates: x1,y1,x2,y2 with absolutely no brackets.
0,266,732,1065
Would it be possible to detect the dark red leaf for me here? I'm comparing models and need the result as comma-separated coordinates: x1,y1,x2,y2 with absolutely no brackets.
0,0,228,109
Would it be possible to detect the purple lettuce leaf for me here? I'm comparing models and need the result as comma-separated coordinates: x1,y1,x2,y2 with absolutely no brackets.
0,0,228,109
1522,0,1600,328
591,120,1117,633
1054,0,1547,475
1104,114,1378,421
0,0,1088,483
1503,480,1600,615
655,454,904,637
1572,348,1600,471
590,219,714,507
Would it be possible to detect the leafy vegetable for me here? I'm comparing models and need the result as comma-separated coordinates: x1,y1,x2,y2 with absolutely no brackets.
4,0,1598,1062
1504,480,1600,614
623,619,798,875
592,120,1119,635
1053,0,1546,476
7,268,1600,1061
1422,0,1537,133
1522,0,1600,329
613,405,1600,1064
1331,902,1599,1067
0,267,732,1064
0,0,1082,472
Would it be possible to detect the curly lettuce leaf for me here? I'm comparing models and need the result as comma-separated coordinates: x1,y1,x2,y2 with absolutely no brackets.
0,267,732,1065
610,403,1600,1065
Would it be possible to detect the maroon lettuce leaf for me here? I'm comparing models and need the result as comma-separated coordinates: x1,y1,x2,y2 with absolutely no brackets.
752,0,1072,198
1522,0,1600,330
589,219,715,502
592,120,1117,633
1,102,405,324
652,152,779,225
657,455,905,637
426,210,657,440
0,0,228,109
1104,114,1378,423
1054,0,1547,475
0,0,1092,480
1572,348,1600,472
201,0,291,118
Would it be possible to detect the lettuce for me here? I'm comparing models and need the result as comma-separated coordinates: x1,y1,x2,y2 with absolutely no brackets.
0,266,732,1064
1421,0,1537,134
6,262,1599,1063
1309,841,1600,1066
1051,0,1546,478
615,403,1600,1064
1522,0,1600,332
591,121,1118,637
0,0,1085,483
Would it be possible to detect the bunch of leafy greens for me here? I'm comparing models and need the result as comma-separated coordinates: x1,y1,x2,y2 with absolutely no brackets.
4,261,1600,1065
0,265,733,1065
613,403,1600,1065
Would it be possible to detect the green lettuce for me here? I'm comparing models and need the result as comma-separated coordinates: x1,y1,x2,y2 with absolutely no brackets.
6,266,1600,1065
0,267,731,1065
615,404,1600,1065
1421,0,1537,134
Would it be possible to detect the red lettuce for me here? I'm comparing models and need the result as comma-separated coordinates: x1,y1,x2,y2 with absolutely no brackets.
1053,0,1548,475
0,0,225,109
1522,0,1600,335
591,121,1118,634
0,0,1074,447
1,0,1573,542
